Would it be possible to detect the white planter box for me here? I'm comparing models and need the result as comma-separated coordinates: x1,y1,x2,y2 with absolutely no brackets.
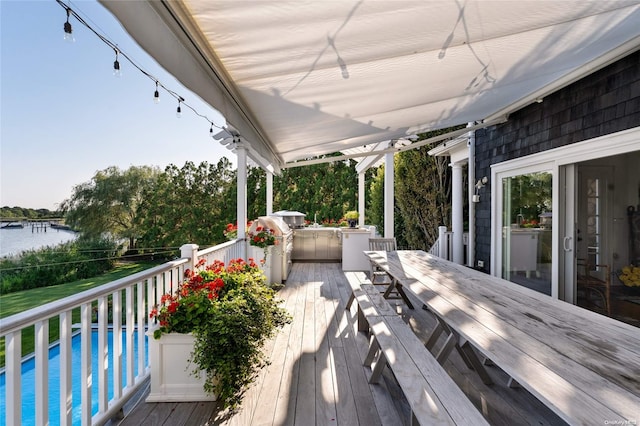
248,244,273,284
146,328,217,402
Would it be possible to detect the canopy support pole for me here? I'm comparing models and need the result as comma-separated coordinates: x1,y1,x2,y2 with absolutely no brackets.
384,143,394,239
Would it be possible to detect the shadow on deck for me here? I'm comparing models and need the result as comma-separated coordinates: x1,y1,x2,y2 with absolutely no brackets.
115,263,565,426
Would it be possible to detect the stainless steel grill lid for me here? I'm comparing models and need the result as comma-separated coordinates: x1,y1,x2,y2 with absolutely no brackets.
271,210,306,228
249,216,291,235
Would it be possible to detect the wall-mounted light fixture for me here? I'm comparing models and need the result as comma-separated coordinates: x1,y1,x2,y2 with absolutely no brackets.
473,176,488,203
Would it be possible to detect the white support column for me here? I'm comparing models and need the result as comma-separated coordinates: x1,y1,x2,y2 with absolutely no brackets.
266,172,273,215
236,141,248,241
384,147,394,238
467,123,476,267
451,161,464,264
358,172,365,227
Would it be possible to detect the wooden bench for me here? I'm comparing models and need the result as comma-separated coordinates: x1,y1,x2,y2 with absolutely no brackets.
345,272,488,426
364,250,640,425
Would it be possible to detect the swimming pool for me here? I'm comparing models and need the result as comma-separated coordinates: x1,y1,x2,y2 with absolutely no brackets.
0,330,147,426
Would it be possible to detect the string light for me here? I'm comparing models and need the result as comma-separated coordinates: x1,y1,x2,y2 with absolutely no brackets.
176,98,183,118
210,123,214,138
113,49,122,78
55,0,224,135
63,9,74,43
153,81,160,104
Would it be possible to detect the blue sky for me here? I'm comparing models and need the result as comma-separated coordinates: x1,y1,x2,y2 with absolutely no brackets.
1,0,233,210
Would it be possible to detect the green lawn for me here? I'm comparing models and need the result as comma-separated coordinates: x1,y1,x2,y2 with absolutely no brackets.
0,261,159,367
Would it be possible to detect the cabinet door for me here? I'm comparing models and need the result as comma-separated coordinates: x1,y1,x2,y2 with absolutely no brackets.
315,232,329,259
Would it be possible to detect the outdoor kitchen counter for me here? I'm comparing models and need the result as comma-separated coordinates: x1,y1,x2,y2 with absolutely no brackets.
341,228,375,271
291,227,374,269
291,228,342,261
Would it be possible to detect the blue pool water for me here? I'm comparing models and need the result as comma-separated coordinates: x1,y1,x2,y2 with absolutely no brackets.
0,330,147,426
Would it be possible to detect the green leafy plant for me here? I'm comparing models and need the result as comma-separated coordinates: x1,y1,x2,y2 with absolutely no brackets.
344,210,359,220
149,258,290,409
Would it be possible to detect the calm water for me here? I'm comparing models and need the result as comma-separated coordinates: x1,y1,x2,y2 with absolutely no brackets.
0,223,77,257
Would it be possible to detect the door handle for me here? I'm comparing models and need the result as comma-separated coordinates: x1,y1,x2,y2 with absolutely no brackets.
563,236,572,252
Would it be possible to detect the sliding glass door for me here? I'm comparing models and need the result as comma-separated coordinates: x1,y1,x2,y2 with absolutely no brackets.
491,128,640,326
501,172,553,295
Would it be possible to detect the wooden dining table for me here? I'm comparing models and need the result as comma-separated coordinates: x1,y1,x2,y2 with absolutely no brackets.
364,249,640,425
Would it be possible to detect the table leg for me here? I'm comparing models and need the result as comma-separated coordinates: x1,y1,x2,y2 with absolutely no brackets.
425,322,444,350
458,338,494,385
357,306,369,333
429,316,494,385
395,284,415,309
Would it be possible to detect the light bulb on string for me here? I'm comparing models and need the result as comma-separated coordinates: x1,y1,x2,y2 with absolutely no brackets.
153,82,160,104
63,9,74,43
113,50,122,78
55,1,223,137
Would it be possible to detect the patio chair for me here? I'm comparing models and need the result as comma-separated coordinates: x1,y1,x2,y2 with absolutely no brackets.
368,238,413,308
576,259,611,315
368,238,397,286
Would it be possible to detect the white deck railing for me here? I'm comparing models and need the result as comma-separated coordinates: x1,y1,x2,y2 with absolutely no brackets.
0,239,244,426
428,226,468,262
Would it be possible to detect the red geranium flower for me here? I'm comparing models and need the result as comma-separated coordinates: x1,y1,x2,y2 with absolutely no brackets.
149,257,266,337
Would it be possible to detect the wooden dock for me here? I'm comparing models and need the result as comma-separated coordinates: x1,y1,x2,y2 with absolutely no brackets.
115,263,565,426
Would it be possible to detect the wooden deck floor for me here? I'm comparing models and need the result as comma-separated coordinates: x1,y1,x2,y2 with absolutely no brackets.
116,263,565,426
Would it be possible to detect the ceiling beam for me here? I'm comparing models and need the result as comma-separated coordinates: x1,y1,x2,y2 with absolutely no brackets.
282,119,504,169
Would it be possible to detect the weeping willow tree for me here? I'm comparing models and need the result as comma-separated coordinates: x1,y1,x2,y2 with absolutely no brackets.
61,165,160,249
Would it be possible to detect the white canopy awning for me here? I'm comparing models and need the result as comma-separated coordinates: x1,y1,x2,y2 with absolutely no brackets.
100,1,640,170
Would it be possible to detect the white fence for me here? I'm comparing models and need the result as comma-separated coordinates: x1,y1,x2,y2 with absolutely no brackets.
0,239,244,426
428,226,468,263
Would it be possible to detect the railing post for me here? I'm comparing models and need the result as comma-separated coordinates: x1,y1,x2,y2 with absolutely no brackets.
60,310,73,426
35,320,49,425
181,243,199,271
6,331,22,426
80,303,92,425
438,226,447,259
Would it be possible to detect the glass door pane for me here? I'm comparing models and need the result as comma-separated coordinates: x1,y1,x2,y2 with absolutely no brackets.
576,165,613,314
501,172,553,295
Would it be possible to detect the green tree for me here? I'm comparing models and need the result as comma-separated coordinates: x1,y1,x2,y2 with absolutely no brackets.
136,159,236,249
248,166,267,220
395,146,451,250
367,165,385,233
61,166,159,249
273,155,358,223
0,206,58,219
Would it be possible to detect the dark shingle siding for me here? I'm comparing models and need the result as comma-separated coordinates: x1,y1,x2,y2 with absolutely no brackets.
473,50,640,271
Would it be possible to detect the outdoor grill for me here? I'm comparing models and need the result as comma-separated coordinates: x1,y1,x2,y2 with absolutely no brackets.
249,216,293,283
271,210,306,229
